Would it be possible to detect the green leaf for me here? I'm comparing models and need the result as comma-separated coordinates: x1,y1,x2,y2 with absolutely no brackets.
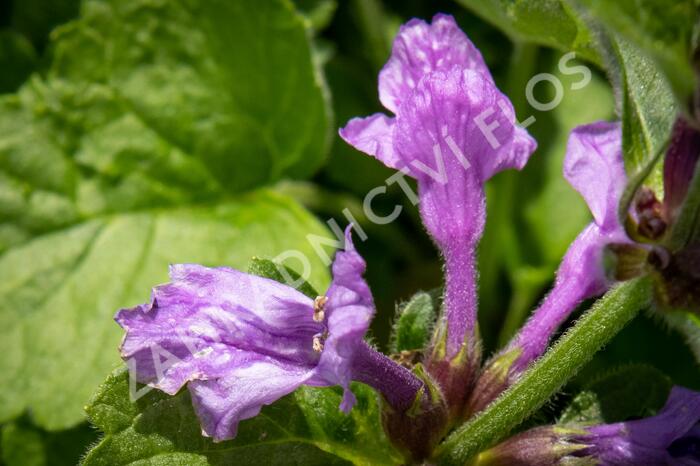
576,0,697,103
248,257,320,299
83,369,400,466
1,420,98,466
559,364,672,424
0,190,334,430
454,0,601,65
392,290,438,352
49,0,331,193
615,38,676,199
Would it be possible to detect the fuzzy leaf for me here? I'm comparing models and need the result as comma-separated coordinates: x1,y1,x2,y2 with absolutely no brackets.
49,0,331,192
82,369,400,466
615,38,676,199
392,291,438,352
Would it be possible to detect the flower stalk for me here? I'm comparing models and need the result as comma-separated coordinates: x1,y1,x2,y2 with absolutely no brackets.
435,277,650,465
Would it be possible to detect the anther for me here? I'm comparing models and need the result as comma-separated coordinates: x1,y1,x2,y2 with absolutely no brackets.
313,295,328,322
312,334,324,352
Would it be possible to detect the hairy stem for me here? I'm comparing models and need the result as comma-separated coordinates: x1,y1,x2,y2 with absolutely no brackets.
435,278,650,465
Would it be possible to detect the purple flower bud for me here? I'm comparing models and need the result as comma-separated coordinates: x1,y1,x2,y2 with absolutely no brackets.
116,227,423,441
339,14,535,418
476,426,587,466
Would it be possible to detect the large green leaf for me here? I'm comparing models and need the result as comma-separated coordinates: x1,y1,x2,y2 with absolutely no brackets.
48,0,331,194
0,190,333,430
82,369,399,466
0,0,335,431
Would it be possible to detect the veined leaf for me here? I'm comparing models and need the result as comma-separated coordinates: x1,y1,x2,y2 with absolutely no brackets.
50,0,331,192
82,369,400,466
614,38,676,197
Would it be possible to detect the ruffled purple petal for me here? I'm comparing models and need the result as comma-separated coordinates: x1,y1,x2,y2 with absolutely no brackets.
564,121,626,232
116,264,321,394
338,114,403,172
378,13,493,114
115,228,387,440
314,226,374,411
579,386,700,465
395,67,535,246
189,357,316,441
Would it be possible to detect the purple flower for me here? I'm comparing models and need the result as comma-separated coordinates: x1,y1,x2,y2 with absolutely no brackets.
339,14,536,360
509,122,629,367
576,386,700,465
116,227,422,441
478,386,700,466
468,122,630,413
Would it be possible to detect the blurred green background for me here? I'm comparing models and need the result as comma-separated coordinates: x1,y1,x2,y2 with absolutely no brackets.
0,0,697,464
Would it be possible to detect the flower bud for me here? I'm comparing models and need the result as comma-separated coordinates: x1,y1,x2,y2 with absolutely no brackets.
475,426,587,466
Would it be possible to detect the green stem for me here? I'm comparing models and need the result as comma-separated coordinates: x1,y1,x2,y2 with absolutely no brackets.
434,278,650,466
